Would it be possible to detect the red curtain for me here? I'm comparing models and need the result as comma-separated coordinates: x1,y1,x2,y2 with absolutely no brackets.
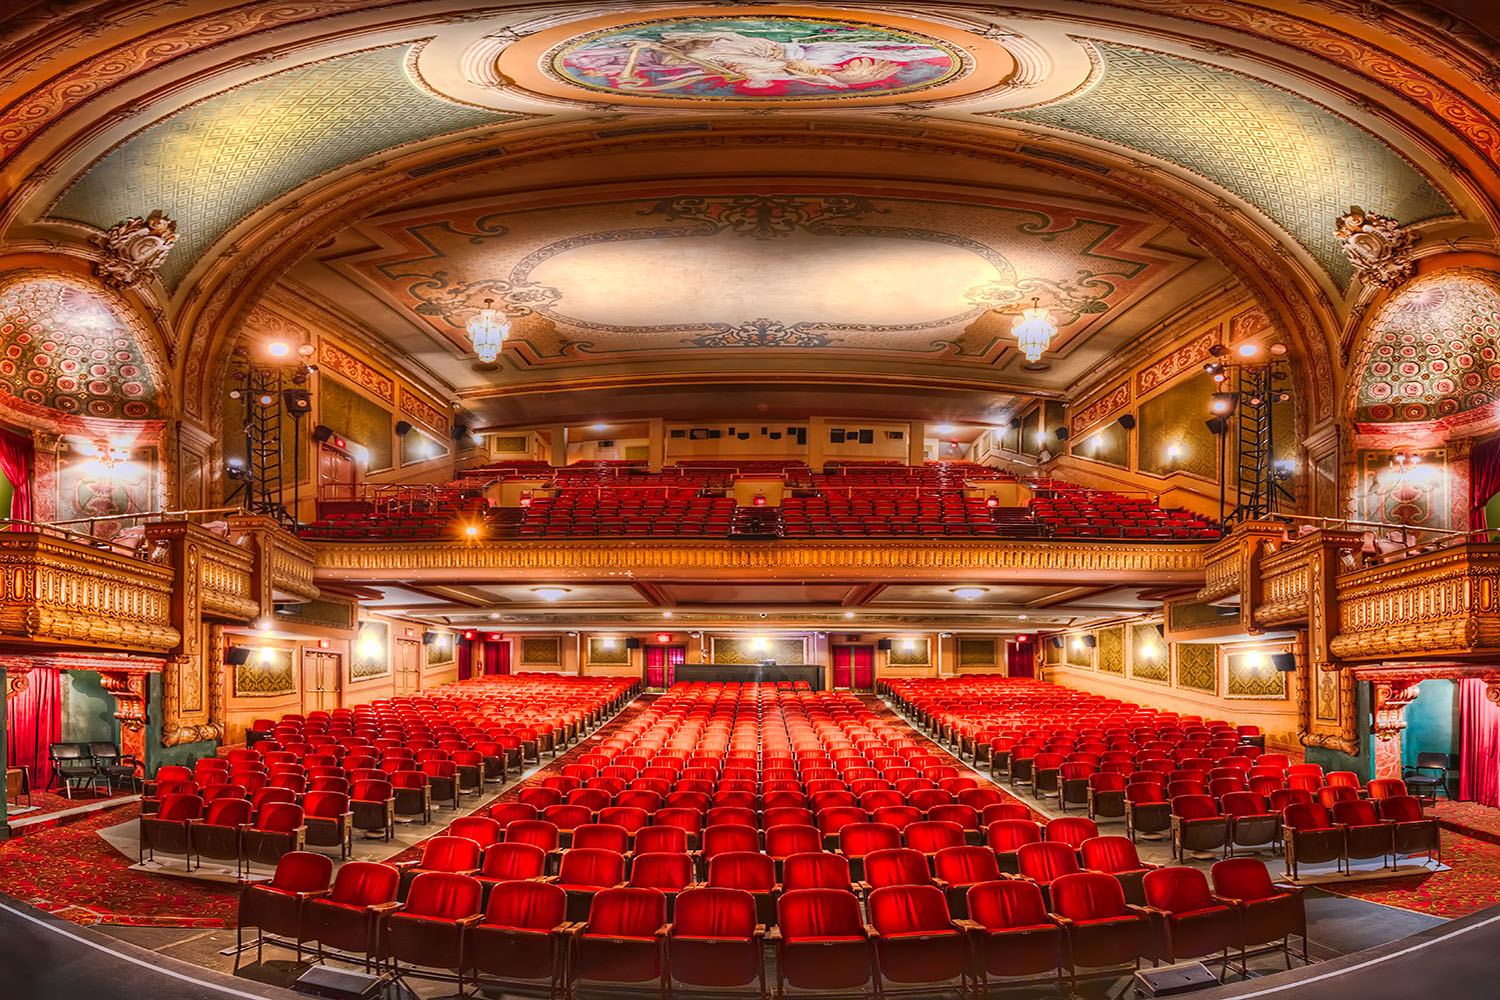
1459,677,1500,806
7,665,60,792
852,646,874,690
832,647,852,689
457,639,473,681
0,427,33,524
1008,640,1036,678
666,646,684,687
645,646,666,687
1470,436,1500,536
482,640,510,676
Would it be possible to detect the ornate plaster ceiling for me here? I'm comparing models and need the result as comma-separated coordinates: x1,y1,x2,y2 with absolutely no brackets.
1001,42,1455,290
321,186,1201,387
1354,268,1500,423
47,46,522,288
0,273,160,419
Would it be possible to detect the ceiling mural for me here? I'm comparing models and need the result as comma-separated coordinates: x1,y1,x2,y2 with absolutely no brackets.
548,15,968,100
0,275,159,419
1000,43,1454,289
48,46,522,289
335,190,1197,373
1354,269,1500,423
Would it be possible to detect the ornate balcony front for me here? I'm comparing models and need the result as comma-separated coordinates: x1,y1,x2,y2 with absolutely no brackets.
0,530,178,653
1329,543,1500,663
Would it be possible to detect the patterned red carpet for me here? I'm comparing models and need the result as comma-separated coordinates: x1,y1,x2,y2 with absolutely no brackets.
1429,800,1500,846
1314,829,1500,918
0,696,653,926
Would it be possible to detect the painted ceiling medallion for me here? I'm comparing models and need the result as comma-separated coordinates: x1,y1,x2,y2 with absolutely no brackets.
495,8,1014,109
551,16,966,101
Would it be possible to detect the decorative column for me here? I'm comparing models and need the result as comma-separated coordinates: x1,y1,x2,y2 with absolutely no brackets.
98,667,152,763
1369,676,1423,780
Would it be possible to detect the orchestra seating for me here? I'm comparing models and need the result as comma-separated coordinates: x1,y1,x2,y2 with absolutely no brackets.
139,675,633,875
220,679,1335,994
300,460,1218,542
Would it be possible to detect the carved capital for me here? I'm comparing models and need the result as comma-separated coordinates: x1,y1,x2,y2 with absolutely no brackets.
1370,677,1424,740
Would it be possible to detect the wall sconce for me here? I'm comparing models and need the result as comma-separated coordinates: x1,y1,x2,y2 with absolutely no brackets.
1166,442,1182,460
902,638,917,652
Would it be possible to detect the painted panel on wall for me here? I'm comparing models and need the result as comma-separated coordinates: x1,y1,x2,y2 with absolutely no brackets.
1098,627,1124,674
888,639,932,666
1129,624,1168,682
1176,644,1216,693
352,620,391,680
959,638,997,666
426,631,455,666
522,636,562,665
1356,447,1451,535
234,646,296,696
277,597,356,630
588,638,630,664
321,377,393,472
711,637,806,665
1073,420,1128,469
55,443,157,541
1137,371,1218,479
1316,664,1340,721
1066,636,1094,669
1226,652,1287,699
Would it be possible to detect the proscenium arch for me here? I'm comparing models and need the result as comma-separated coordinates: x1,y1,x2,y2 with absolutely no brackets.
168,122,1340,434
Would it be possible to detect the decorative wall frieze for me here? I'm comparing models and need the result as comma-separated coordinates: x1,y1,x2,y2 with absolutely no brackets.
311,537,1212,581
1194,521,1288,618
230,514,319,609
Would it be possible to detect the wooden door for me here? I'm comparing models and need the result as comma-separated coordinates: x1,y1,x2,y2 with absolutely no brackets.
301,650,342,714
394,638,421,694
317,444,356,501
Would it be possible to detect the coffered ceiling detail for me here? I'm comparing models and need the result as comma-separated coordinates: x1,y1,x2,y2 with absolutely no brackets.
1001,42,1455,289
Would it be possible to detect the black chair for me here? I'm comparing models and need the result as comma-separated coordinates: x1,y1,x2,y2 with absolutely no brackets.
1403,753,1450,803
90,742,142,793
49,743,104,799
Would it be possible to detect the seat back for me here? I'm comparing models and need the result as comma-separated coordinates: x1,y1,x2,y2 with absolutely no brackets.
155,793,205,821
449,816,502,849
905,820,965,855
256,802,305,832
404,872,483,919
1332,799,1380,826
586,886,667,937
420,835,483,872
481,842,548,881
1050,872,1129,921
204,797,252,827
558,847,625,888
707,851,776,892
1209,857,1276,902
269,850,334,892
628,852,694,891
933,845,1002,885
483,878,567,929
1172,794,1221,820
634,826,689,854
1044,816,1098,848
672,887,756,939
986,819,1043,851
868,884,952,935
329,861,400,906
505,820,561,852
782,852,852,892
572,824,631,854
1143,866,1214,914
1284,802,1333,831
967,878,1050,930
777,888,864,940
1079,835,1144,874
1376,795,1425,823
1017,841,1081,883
839,822,901,858
1220,791,1269,818
864,848,932,889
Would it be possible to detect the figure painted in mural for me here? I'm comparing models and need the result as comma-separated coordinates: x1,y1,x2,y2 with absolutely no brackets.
556,18,961,99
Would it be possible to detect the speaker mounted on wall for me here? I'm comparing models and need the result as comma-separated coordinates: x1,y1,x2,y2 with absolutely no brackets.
1082,635,1097,648
394,420,413,436
225,647,252,666
1118,414,1137,430
876,638,893,651
624,637,642,650
1055,427,1070,441
1272,652,1298,672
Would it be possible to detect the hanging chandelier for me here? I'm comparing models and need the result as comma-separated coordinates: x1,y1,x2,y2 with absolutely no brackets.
465,298,509,362
1011,297,1056,362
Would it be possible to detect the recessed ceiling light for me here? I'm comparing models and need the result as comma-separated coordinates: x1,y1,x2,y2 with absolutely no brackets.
935,424,956,434
532,587,570,601
663,611,673,618
844,611,856,618
591,423,607,431
489,612,500,619
951,587,988,601
1019,614,1028,620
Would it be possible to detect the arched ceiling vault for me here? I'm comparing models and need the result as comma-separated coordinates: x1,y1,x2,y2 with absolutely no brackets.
1,0,1497,433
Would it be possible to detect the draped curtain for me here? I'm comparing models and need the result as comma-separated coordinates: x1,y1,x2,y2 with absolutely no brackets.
456,639,473,681
851,646,874,690
7,666,60,792
0,427,34,524
1008,640,1036,678
1459,677,1500,806
665,645,685,687
1470,436,1500,536
831,646,852,689
483,640,510,676
645,646,666,688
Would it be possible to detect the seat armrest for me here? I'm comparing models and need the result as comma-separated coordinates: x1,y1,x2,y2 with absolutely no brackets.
863,923,880,940
456,914,483,928
766,926,782,942
752,924,767,939
1214,895,1245,907
368,902,402,916
654,923,672,939
295,889,333,901
953,919,984,933
1049,913,1075,928
1125,904,1163,918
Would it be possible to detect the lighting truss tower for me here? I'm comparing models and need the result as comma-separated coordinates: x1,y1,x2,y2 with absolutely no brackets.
224,345,313,529
1230,362,1294,522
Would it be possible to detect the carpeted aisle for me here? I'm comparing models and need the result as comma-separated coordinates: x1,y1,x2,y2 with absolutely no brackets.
1301,829,1500,919
0,694,655,927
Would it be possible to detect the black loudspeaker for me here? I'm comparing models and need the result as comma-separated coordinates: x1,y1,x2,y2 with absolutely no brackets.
311,424,334,443
1055,427,1070,441
225,647,252,665
452,423,470,441
394,420,412,436
282,388,312,414
1008,417,1022,428
422,630,441,644
624,637,642,650
1118,414,1137,430
1082,635,1097,648
877,638,893,651
1050,636,1064,649
292,964,388,999
1272,652,1298,672
1153,623,1166,638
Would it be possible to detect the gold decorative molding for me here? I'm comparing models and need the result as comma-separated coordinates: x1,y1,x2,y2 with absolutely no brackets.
1194,521,1287,616
313,538,1211,581
1329,544,1500,662
229,515,320,608
0,532,178,652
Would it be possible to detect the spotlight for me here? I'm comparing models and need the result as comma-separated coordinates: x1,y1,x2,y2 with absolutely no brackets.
1166,442,1181,459
935,424,956,434
1237,343,1260,357
1208,344,1229,357
1269,344,1289,356
257,394,274,406
267,341,291,358
985,496,999,508
1209,392,1240,416
663,611,673,618
845,612,856,619
901,638,916,651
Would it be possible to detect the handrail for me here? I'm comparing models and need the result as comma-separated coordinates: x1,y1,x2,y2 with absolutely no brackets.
47,506,243,528
0,517,158,556
1279,512,1473,539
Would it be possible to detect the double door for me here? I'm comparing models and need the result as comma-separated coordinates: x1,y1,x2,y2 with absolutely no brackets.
301,650,342,714
832,645,875,691
394,638,421,695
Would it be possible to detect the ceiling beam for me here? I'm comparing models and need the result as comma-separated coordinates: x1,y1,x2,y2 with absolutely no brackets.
631,582,675,607
843,583,888,607
1026,585,1118,610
